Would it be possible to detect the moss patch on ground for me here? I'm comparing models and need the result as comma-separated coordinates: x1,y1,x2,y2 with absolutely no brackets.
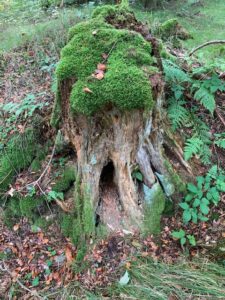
3,195,45,228
55,4,157,117
52,165,76,193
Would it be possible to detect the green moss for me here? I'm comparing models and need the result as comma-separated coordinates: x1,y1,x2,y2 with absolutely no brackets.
60,213,73,237
50,88,62,128
164,160,186,193
30,159,42,172
55,5,157,116
52,166,76,193
143,183,165,235
83,191,95,236
60,183,95,246
33,217,51,230
3,195,45,228
0,129,39,198
159,18,191,42
19,196,44,218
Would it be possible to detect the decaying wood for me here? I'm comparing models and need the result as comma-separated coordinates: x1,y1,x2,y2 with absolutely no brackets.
189,40,225,56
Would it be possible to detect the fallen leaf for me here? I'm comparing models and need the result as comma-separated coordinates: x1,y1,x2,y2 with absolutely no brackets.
97,63,106,71
7,187,15,197
119,271,130,286
83,87,93,93
65,247,73,264
95,72,104,80
13,224,20,231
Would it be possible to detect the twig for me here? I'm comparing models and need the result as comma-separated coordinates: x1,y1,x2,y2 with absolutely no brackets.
27,138,57,188
0,261,44,299
215,108,225,128
189,40,225,56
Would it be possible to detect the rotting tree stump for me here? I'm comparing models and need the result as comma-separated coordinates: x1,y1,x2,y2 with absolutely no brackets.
51,3,191,242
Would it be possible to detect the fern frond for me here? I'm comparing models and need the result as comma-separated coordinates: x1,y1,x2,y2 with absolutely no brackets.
214,132,225,149
184,136,203,161
215,139,225,149
199,144,211,165
168,99,189,130
163,59,191,83
194,87,215,114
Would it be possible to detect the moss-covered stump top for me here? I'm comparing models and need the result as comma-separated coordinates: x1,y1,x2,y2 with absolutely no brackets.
56,5,158,116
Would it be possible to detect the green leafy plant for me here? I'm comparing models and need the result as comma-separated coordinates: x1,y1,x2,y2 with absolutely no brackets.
214,132,225,149
192,74,225,114
132,170,143,182
171,229,196,247
47,190,64,202
179,166,225,225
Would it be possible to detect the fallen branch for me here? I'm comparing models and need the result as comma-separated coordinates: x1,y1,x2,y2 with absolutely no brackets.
189,40,225,56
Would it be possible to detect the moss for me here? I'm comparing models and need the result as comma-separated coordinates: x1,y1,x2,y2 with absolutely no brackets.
0,129,39,198
83,191,95,236
52,166,76,193
19,196,45,218
143,182,165,235
164,160,186,193
30,159,42,172
159,18,191,42
60,182,95,246
50,88,61,128
55,5,157,116
33,217,51,230
3,195,45,228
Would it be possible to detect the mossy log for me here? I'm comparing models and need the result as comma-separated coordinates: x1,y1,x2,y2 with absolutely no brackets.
52,3,190,240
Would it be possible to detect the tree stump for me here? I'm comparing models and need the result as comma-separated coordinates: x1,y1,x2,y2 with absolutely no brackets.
51,3,188,242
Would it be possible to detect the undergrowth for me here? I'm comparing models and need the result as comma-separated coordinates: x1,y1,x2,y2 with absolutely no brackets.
46,258,225,299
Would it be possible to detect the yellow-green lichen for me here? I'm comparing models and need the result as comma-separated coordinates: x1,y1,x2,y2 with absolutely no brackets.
55,5,157,116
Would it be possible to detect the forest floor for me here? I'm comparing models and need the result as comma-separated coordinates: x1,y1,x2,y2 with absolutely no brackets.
0,0,225,299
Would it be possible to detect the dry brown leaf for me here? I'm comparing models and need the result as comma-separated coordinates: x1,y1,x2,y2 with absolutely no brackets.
7,187,15,197
95,72,104,80
97,63,106,71
65,247,73,265
83,87,93,93
13,224,20,231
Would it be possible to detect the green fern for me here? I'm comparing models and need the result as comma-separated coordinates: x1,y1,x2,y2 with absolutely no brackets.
192,74,225,114
214,132,225,149
187,114,212,164
163,59,191,83
184,137,203,161
168,98,189,130
193,87,215,114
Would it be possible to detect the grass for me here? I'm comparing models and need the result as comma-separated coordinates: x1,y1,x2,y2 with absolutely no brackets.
42,257,225,299
0,0,93,52
135,0,225,66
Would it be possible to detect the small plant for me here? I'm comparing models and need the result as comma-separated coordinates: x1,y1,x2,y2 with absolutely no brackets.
171,229,196,247
214,132,225,149
192,74,225,114
47,190,64,202
179,166,225,224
